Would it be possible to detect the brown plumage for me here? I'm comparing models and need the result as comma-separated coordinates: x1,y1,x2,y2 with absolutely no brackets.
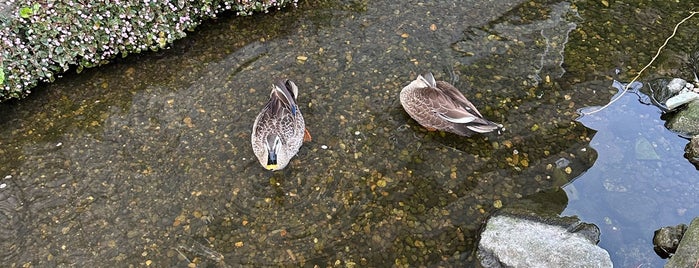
251,79,311,171
399,72,502,136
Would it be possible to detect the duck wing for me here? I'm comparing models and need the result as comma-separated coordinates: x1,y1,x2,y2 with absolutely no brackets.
431,82,502,134
435,81,485,118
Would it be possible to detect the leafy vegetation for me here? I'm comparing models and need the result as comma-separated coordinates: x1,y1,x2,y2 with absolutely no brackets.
0,0,298,101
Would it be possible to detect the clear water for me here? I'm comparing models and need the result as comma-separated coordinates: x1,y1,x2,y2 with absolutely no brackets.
0,0,697,266
565,86,699,267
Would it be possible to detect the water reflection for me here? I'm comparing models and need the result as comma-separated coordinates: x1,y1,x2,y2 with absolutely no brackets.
565,84,699,267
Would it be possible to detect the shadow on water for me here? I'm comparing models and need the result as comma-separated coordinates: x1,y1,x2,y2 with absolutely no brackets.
0,0,697,266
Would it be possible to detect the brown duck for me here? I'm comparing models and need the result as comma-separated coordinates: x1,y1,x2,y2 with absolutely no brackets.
251,79,311,171
400,72,502,136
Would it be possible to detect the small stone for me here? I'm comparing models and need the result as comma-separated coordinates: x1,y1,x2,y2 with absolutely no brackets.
183,117,194,128
520,159,529,167
667,78,688,94
493,200,503,208
564,166,572,174
414,240,425,248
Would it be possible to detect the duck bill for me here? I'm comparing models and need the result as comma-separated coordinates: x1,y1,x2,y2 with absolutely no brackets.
266,151,278,170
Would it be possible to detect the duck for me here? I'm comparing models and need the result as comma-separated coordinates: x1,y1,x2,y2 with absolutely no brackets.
251,79,311,171
400,72,502,136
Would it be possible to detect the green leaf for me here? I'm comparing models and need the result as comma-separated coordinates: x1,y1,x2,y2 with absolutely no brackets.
0,68,5,85
19,7,33,18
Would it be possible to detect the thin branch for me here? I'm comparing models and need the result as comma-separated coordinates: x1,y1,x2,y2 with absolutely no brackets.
582,11,699,115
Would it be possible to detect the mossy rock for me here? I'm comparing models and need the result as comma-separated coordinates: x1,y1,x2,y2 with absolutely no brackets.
666,101,699,136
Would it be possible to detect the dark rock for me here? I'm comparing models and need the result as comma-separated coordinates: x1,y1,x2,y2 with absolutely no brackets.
684,135,699,169
653,224,687,258
641,78,684,109
665,217,699,268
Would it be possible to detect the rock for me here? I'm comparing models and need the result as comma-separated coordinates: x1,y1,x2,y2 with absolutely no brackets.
478,214,612,268
665,92,699,110
666,78,688,94
641,78,684,110
666,100,699,136
653,224,687,258
641,77,699,111
641,77,699,135
665,217,699,268
684,135,699,169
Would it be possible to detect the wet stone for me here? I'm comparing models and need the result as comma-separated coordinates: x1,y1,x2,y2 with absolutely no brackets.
653,224,687,258
684,135,699,169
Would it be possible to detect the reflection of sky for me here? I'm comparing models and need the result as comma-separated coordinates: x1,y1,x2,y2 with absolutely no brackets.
562,82,699,267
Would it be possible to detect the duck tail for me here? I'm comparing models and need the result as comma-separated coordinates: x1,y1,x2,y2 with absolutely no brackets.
272,79,299,103
466,120,503,133
418,72,437,88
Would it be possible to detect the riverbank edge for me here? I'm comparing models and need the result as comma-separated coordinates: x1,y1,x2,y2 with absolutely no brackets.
0,0,297,101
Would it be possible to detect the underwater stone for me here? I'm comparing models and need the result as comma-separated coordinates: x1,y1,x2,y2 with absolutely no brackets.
635,137,660,160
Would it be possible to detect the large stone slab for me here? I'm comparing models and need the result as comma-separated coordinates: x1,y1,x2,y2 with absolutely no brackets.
478,214,612,268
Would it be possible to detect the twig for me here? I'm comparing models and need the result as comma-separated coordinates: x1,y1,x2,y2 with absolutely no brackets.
175,248,192,263
582,11,699,115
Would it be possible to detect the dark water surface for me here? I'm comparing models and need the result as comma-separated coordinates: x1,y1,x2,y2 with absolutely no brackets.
0,0,697,266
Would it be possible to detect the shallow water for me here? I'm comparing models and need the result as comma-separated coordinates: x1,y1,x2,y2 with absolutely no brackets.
565,86,699,267
0,0,697,266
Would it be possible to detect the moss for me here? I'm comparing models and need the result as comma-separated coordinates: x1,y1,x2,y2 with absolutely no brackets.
0,0,298,101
